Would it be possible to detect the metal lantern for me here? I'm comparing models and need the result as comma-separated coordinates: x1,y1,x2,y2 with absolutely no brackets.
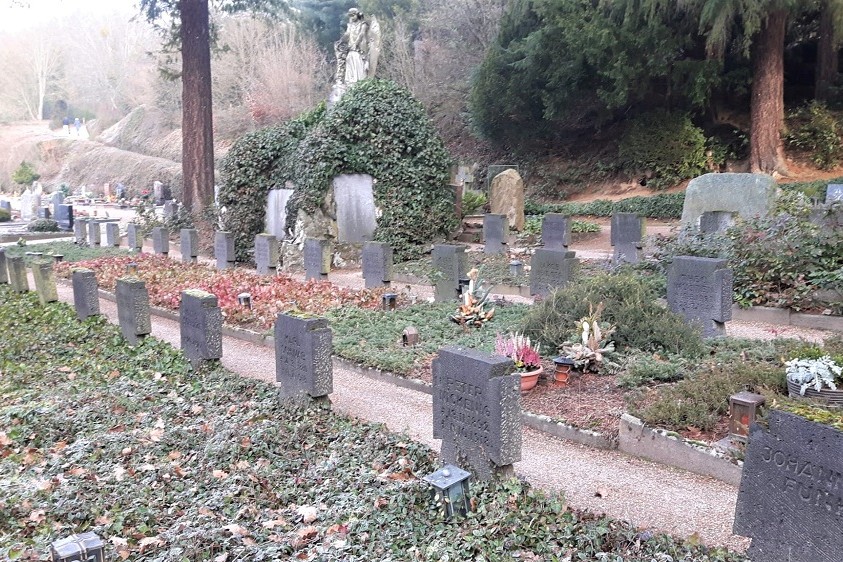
382,293,398,311
509,260,523,277
729,391,766,441
422,464,471,519
553,356,576,388
126,262,138,275
402,327,420,347
50,531,105,562
457,277,471,298
53,254,64,263
237,292,252,310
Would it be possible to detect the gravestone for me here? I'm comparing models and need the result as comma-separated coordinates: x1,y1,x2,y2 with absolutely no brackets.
51,192,65,216
699,211,735,234
20,189,33,221
734,410,843,562
180,290,223,366
432,346,521,480
667,256,733,337
37,207,51,219
153,181,171,205
826,183,843,203
163,200,178,220
127,223,143,252
530,249,578,298
542,213,571,250
265,188,295,239
255,234,278,275
489,168,525,231
152,227,169,255
214,231,235,270
432,244,468,302
7,256,28,293
610,213,645,265
0,200,11,214
71,268,100,320
361,241,392,289
483,214,507,255
88,220,101,247
116,277,151,345
180,229,199,264
485,164,518,191
105,223,120,247
682,173,777,228
74,218,88,245
303,239,330,281
274,313,333,400
333,174,377,243
31,260,58,305
55,204,73,231
0,248,7,284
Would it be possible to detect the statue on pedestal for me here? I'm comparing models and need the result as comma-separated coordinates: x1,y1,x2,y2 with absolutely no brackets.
330,8,381,105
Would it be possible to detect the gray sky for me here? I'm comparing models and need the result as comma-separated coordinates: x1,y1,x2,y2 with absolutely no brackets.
0,0,138,31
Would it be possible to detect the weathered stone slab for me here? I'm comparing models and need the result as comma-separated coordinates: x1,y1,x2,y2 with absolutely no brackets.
530,249,577,298
827,183,843,203
74,218,88,245
303,239,330,281
682,173,778,228
361,242,393,289
71,268,100,320
483,214,507,255
667,256,732,337
610,212,645,265
699,211,735,234
180,290,223,366
333,174,377,243
485,164,518,191
116,277,151,345
55,204,74,231
255,234,279,275
127,223,143,252
7,256,28,293
734,410,843,562
265,189,295,239
432,244,468,302
31,260,58,305
0,248,7,284
88,220,101,247
432,346,521,480
180,229,199,264
274,313,333,399
152,227,169,255
489,168,525,231
163,200,178,220
215,231,235,270
105,223,120,247
542,213,571,250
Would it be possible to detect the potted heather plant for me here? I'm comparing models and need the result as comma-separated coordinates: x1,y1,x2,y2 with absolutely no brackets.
495,332,543,392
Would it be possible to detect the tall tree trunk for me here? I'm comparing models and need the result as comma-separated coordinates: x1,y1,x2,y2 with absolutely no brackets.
816,1,838,101
749,9,788,175
180,0,215,213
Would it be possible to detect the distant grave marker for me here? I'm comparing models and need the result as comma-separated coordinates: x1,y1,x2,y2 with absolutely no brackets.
541,213,571,250
180,290,223,367
72,268,100,320
667,256,732,337
7,256,28,293
180,229,199,264
361,242,393,289
127,224,143,252
105,223,120,247
32,260,58,306
116,277,151,345
0,248,7,284
215,231,235,270
74,218,88,245
275,313,333,400
303,239,330,281
87,220,101,247
483,214,507,255
255,234,279,275
432,244,467,302
152,227,169,256
610,212,645,265
530,249,577,298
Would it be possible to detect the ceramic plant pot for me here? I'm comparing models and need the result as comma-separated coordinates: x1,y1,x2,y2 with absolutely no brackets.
520,366,543,393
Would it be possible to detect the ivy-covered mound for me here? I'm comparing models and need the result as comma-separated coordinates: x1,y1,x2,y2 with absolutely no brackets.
220,80,456,261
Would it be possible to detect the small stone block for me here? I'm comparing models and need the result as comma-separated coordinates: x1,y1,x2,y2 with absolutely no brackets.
55,204,74,231
152,227,169,255
72,268,100,320
542,213,572,250
530,249,577,298
180,229,199,264
180,289,223,366
610,212,645,265
361,242,393,289
32,260,58,305
116,277,151,345
303,239,330,281
667,255,733,338
275,313,333,399
74,218,88,245
7,256,28,293
87,220,101,247
127,223,143,252
483,214,507,255
432,244,468,302
255,234,279,275
105,223,120,247
215,231,235,269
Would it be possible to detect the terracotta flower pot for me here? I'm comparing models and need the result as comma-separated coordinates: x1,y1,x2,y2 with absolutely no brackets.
520,366,543,393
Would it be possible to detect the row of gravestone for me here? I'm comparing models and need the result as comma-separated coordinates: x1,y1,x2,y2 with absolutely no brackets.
0,249,60,306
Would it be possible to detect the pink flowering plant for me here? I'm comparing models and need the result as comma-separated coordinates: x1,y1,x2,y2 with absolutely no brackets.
494,332,542,372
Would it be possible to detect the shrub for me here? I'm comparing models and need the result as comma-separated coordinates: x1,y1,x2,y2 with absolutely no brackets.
525,192,685,219
617,353,689,388
786,101,843,169
12,161,40,186
0,208,10,222
461,190,487,217
26,219,59,232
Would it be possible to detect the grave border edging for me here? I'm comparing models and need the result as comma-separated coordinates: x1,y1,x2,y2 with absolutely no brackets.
731,304,843,331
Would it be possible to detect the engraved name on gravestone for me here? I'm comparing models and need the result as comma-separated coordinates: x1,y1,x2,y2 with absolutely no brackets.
667,256,732,337
88,220,101,247
116,277,151,345
541,213,571,250
74,218,88,245
699,211,735,234
32,260,58,306
303,239,330,281
361,241,393,289
180,290,223,366
0,248,7,284
734,411,843,562
7,256,28,293
432,347,521,480
105,223,120,247
152,227,169,255
255,234,279,275
827,183,843,203
432,244,468,302
530,249,577,298
56,204,74,231
180,229,199,264
483,214,507,255
215,231,235,270
72,268,100,320
127,223,143,252
274,313,333,399
610,212,645,265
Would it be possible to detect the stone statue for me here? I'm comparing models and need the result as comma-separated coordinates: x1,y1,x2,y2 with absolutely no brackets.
330,8,381,104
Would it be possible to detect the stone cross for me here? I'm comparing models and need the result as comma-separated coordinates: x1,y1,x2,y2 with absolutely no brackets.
255,234,279,275
0,248,7,284
152,227,169,256
432,346,521,480
88,220,101,247
7,256,28,293
432,244,468,302
541,213,572,250
74,218,88,245
530,249,577,298
56,204,74,232
303,239,331,281
105,223,120,247
180,290,223,367
215,231,235,270
31,260,58,306
180,229,199,264
116,277,152,345
127,224,143,252
361,241,393,289
483,214,507,255
275,313,333,400
610,212,645,265
72,268,100,320
667,256,733,337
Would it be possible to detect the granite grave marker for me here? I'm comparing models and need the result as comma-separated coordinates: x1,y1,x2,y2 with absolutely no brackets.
116,277,151,345
667,256,733,337
682,173,777,228
333,174,377,243
214,231,235,269
361,242,393,289
180,229,199,264
610,212,645,265
152,226,169,255
303,239,330,281
105,223,120,247
530,249,577,298
127,223,143,252
88,220,101,247
7,256,28,293
699,211,735,234
274,313,333,400
55,204,73,231
71,268,100,320
483,214,507,255
541,213,571,250
180,290,223,366
255,234,278,275
74,218,88,245
31,260,58,305
432,244,468,302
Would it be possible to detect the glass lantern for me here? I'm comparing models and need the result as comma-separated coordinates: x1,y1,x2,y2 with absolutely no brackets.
422,464,472,519
729,391,765,441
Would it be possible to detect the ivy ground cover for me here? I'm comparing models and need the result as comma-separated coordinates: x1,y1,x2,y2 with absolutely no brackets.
0,287,750,561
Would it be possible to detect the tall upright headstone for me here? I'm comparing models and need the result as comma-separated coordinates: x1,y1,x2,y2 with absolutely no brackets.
667,256,733,337
152,227,169,256
483,214,507,255
255,234,279,275
361,242,393,289
74,218,88,245
432,347,521,480
432,244,468,302
303,239,330,281
180,290,223,367
71,268,100,320
275,313,333,400
105,223,120,247
332,174,377,243
51,191,65,217
542,214,572,250
20,189,33,222
265,189,295,239
31,260,58,306
0,248,7,284
489,168,525,231
530,249,578,298
127,223,143,252
116,277,151,345
7,256,29,293
610,212,645,265
180,229,199,264
87,220,101,247
214,231,235,270
55,204,74,232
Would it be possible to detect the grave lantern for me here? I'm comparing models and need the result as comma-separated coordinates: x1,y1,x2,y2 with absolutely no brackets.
50,531,105,562
126,262,138,275
237,292,252,310
457,277,470,298
53,254,64,263
382,293,398,311
729,391,765,441
402,327,419,347
553,356,576,388
422,464,471,519
509,260,523,277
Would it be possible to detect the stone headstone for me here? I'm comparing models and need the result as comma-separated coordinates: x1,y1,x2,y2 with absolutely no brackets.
152,227,169,255
51,192,65,215
127,223,143,252
55,204,73,231
361,242,392,289
180,229,199,264
74,218,88,245
116,277,151,345
682,173,777,228
37,207,51,219
153,181,171,205
274,313,333,399
180,290,223,366
7,256,28,293
483,214,507,255
699,211,735,234
105,223,120,247
485,164,518,191
303,239,330,281
214,231,235,270
542,213,571,250
530,249,578,298
31,260,58,306
255,234,279,275
610,212,645,265
0,200,11,214
734,410,843,562
0,248,7,284
20,189,33,221
87,220,101,247
826,184,843,203
71,268,100,320
489,169,525,231
265,189,295,239
432,244,468,302
667,256,733,337
163,200,178,220
333,174,377,243
432,346,521,480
